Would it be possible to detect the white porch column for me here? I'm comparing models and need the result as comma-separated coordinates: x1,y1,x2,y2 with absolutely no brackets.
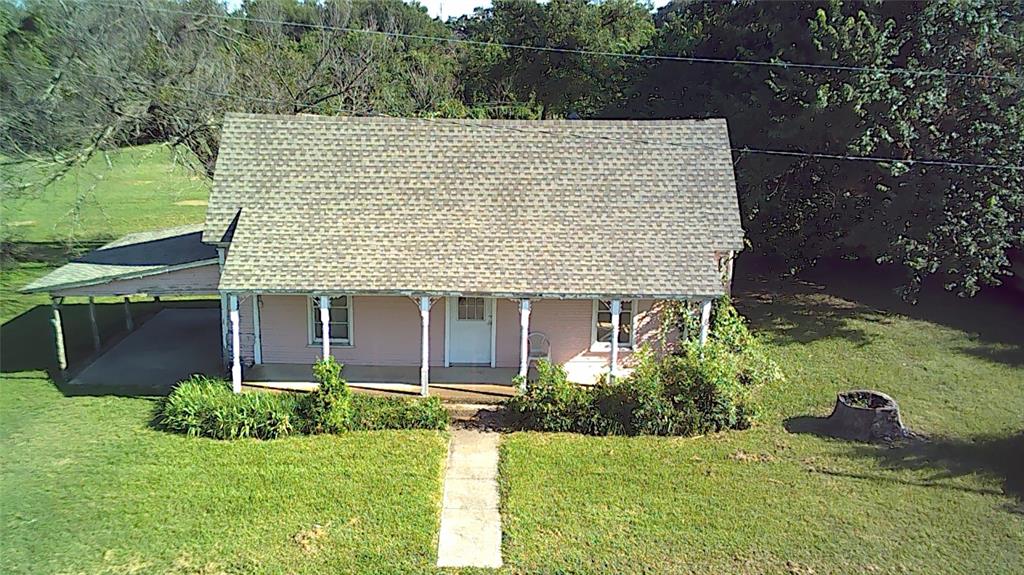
518,299,531,385
699,299,713,346
252,294,262,365
50,297,67,372
609,299,621,379
122,297,133,331
319,296,331,360
87,296,101,351
229,294,241,393
419,296,431,396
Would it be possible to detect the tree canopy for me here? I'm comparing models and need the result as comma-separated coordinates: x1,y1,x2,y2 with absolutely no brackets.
2,0,1021,296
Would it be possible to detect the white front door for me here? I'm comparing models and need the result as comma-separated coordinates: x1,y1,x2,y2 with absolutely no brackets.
448,296,493,365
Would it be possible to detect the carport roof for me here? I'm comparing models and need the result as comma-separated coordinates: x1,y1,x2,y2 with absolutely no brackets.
20,224,219,294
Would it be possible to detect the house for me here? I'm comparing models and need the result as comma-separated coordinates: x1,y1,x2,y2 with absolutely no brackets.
23,113,744,394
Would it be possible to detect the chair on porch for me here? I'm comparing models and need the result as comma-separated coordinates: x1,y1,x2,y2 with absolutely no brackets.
527,332,551,364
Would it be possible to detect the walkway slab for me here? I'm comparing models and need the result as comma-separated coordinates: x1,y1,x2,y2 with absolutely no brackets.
437,429,502,568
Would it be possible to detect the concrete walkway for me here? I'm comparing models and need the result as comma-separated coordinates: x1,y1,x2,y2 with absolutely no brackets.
436,429,503,568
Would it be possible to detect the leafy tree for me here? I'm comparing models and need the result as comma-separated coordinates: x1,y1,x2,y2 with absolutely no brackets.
454,0,655,118
625,0,1022,296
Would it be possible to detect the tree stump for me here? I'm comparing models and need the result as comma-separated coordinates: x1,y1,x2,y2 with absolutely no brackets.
825,390,908,442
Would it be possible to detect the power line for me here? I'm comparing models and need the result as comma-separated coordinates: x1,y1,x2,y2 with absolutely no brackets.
38,66,1021,172
92,0,1023,83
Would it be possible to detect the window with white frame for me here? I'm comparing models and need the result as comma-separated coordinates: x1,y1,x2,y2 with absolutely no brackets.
309,296,353,345
592,300,634,348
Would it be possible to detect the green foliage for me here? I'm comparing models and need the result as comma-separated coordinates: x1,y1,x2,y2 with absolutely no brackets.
159,362,451,440
672,297,786,389
349,395,450,431
297,357,352,434
454,0,656,117
506,360,595,432
507,323,775,436
631,0,1023,296
158,375,299,440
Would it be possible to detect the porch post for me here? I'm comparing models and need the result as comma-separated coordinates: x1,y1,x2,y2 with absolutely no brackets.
419,296,430,397
252,294,262,365
122,297,133,331
699,299,712,346
229,294,241,393
218,249,229,367
87,296,101,351
319,296,331,360
50,297,67,372
518,298,531,386
609,299,621,379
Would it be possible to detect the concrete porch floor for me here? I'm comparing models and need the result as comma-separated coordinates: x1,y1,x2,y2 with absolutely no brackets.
244,363,524,403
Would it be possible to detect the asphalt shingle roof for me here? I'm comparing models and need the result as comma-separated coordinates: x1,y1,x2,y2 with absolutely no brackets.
210,113,744,299
21,225,218,294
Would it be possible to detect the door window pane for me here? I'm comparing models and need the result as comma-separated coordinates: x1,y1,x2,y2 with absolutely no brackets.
458,297,485,321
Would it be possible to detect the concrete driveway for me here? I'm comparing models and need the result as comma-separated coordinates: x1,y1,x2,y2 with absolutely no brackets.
71,308,222,392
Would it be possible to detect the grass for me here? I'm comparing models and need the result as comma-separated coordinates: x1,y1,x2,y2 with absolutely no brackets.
498,280,1024,574
0,376,447,574
2,144,209,244
3,143,1023,572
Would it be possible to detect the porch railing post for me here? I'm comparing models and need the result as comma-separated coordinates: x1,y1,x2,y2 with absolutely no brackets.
252,294,262,365
229,294,241,393
518,298,531,388
699,299,712,346
50,297,67,372
609,299,621,379
419,296,431,397
319,296,331,360
87,296,101,351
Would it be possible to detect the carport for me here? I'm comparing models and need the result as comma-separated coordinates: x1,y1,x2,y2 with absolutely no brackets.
20,224,224,384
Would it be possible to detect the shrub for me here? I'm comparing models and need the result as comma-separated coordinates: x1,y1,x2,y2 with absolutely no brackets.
349,395,450,431
505,360,594,432
505,298,780,437
158,375,299,440
659,342,757,433
297,357,352,434
158,362,452,440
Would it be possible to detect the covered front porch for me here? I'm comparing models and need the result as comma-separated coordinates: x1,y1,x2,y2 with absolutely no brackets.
245,363,521,403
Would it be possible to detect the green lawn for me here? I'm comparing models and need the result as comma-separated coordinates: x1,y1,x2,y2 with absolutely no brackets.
2,144,1022,573
3,144,209,244
499,284,1024,574
0,377,447,575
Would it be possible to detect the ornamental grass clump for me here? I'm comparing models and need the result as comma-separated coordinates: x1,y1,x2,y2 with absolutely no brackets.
158,375,298,439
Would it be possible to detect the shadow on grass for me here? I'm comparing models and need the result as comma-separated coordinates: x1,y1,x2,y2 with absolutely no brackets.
733,256,1024,367
787,416,1024,511
733,275,880,347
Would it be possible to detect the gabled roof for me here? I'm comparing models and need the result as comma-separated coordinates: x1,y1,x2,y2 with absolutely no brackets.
21,225,218,294
210,113,744,299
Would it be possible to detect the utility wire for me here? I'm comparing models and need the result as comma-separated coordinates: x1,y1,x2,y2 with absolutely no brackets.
92,0,1023,83
41,66,1022,172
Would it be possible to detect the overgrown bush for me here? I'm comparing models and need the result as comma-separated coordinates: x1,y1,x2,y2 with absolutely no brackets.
349,395,450,431
158,375,299,439
297,357,352,434
506,299,781,437
506,361,594,432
